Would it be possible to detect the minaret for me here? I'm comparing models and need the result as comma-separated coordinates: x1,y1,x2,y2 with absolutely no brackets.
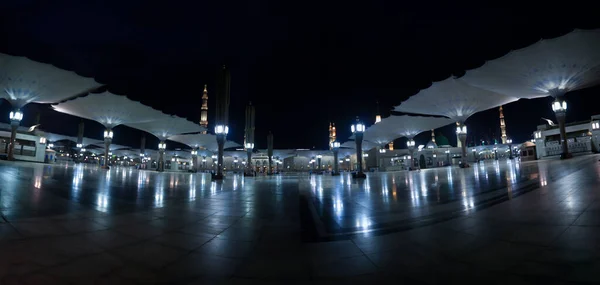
388,141,394,150
329,122,336,147
499,105,507,144
431,129,436,143
375,101,381,124
200,84,208,134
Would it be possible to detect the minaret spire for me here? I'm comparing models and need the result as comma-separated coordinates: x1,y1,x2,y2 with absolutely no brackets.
499,105,507,144
200,84,209,134
329,122,336,148
431,129,436,143
375,101,382,124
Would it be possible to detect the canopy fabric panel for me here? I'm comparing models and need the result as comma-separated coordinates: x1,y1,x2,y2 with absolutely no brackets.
363,115,454,143
394,77,518,123
340,140,378,151
41,131,103,146
460,29,600,98
0,53,101,108
126,115,205,140
168,133,241,152
53,92,164,128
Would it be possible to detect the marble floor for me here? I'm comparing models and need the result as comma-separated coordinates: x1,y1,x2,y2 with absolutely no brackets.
1,155,600,284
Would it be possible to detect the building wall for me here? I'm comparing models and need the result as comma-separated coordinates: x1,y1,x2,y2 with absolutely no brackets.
533,115,600,159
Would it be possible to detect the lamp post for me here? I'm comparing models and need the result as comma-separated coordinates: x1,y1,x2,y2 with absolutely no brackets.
7,110,23,160
552,97,570,159
191,149,198,172
316,154,322,173
351,118,366,178
157,141,166,172
202,157,207,171
472,148,478,162
102,129,113,169
245,142,254,176
407,139,415,170
506,139,513,159
331,141,340,176
214,125,228,179
493,147,498,160
456,123,469,167
211,154,218,173
445,149,450,166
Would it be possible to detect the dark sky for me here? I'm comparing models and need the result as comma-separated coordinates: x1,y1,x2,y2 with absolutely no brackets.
0,1,598,150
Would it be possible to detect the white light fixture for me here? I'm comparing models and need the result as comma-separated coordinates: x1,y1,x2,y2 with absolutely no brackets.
592,121,600,130
191,150,198,155
351,122,365,133
103,130,114,139
456,125,467,134
81,148,86,152
245,142,254,149
9,110,23,122
407,140,415,147
76,143,83,148
48,143,54,148
379,149,386,153
158,142,166,150
331,141,340,148
215,125,229,135
39,137,47,144
317,154,322,158
534,131,542,139
507,139,513,144
551,99,567,112
345,158,350,161
363,153,368,157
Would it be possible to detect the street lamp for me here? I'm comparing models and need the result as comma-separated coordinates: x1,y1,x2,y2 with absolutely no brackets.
493,146,498,160
506,139,513,159
214,125,228,179
351,118,366,178
455,124,469,167
101,129,114,169
551,98,570,159
331,141,341,176
316,154,322,171
406,139,416,169
245,142,254,176
156,141,167,172
6,110,23,161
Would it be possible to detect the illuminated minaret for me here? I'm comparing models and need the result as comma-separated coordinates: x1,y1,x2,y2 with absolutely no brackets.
375,101,382,124
499,105,507,144
329,122,336,147
388,141,394,150
200,84,208,133
431,129,436,143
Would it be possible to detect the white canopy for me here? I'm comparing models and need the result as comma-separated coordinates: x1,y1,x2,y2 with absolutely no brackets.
363,115,454,143
340,140,378,151
394,77,518,123
53,92,163,128
38,131,102,146
126,115,205,140
168,133,241,152
92,142,131,152
460,29,600,98
0,53,101,108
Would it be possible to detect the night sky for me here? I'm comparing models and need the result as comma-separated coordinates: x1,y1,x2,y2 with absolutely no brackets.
0,1,598,150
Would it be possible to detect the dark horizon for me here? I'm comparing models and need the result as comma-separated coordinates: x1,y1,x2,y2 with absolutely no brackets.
0,1,598,150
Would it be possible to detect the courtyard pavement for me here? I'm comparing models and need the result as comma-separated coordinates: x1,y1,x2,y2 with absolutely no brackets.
1,155,600,284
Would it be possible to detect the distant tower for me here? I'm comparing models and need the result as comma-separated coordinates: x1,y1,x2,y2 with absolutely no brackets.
499,105,507,144
388,141,394,150
329,122,336,147
375,101,382,124
431,129,436,143
200,84,208,134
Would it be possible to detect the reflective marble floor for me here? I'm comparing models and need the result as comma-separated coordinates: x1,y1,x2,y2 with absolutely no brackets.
1,155,600,284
